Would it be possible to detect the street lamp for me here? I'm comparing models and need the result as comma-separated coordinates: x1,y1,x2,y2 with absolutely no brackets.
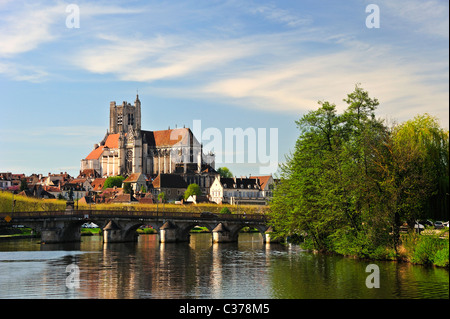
236,190,240,215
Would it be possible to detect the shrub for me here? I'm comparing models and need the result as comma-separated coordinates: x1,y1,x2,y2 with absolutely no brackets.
220,207,231,214
431,243,449,268
410,236,448,265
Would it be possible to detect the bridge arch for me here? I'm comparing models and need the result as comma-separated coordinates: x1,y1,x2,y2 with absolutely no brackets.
227,223,269,243
1,210,269,244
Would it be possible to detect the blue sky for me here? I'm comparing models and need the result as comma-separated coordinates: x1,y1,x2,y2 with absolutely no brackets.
0,0,448,178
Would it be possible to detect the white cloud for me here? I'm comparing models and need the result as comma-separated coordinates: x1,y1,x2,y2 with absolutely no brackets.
0,3,64,57
177,41,448,127
0,61,49,82
378,0,449,38
250,3,313,27
0,0,145,79
2,0,447,129
73,32,278,82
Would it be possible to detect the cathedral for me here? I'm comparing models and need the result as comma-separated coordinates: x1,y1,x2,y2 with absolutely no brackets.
80,95,215,178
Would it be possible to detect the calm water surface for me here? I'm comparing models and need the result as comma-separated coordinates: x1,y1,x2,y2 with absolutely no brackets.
0,233,448,299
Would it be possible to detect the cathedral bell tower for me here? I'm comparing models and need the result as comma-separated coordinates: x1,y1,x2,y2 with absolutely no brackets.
108,95,143,175
109,94,141,134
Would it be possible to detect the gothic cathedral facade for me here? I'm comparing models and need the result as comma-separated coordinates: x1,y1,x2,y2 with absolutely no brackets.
80,95,215,178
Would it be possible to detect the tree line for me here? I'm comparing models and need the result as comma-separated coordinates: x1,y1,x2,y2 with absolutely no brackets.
269,85,449,257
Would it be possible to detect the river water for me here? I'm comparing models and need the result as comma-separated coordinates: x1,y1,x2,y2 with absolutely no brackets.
0,233,448,299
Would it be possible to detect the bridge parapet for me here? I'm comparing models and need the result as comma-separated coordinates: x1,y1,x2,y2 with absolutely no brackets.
1,210,270,244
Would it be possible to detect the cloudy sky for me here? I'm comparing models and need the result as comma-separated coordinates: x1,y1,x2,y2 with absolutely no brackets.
0,0,448,177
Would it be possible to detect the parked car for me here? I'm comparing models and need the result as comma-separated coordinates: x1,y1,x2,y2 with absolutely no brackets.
414,222,425,232
443,221,449,228
82,222,99,228
434,221,444,229
418,220,434,227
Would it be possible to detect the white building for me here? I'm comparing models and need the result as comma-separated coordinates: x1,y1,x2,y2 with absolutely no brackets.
210,175,273,205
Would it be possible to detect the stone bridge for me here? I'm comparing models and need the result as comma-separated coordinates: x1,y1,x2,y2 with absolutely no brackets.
0,209,278,244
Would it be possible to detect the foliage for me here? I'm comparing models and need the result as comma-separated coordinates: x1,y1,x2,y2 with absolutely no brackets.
103,175,125,189
431,244,449,268
184,183,202,200
408,235,449,267
157,191,167,203
220,207,232,214
217,167,233,178
123,182,132,194
269,84,449,261
19,178,28,191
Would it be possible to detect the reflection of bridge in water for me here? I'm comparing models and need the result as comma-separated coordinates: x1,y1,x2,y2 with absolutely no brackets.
0,210,277,244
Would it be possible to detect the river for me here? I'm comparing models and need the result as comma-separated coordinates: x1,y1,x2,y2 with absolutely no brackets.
0,233,448,299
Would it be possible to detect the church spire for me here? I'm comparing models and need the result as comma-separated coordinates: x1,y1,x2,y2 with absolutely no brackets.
134,92,141,132
135,89,140,103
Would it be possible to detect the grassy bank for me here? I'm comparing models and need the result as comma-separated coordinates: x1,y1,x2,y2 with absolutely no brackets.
398,231,449,268
296,228,449,268
0,191,66,212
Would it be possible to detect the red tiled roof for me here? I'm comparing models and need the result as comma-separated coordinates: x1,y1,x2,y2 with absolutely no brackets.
85,134,120,160
104,134,119,148
249,175,272,189
153,128,189,147
91,178,106,190
123,173,143,183
85,128,191,160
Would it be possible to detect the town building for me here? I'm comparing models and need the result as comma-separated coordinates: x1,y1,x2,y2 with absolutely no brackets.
150,174,188,201
123,173,147,193
209,175,274,205
0,173,12,189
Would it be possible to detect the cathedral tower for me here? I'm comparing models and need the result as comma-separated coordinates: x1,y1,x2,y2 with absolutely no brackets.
109,95,141,134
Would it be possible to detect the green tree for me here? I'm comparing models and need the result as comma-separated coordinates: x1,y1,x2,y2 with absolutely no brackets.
158,191,167,203
270,100,345,249
270,85,390,254
184,183,202,200
217,167,233,178
220,207,232,214
123,182,132,194
270,85,449,258
19,178,28,192
103,175,125,189
375,114,449,237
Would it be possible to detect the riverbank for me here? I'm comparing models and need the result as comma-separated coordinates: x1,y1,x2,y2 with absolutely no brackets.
292,229,449,269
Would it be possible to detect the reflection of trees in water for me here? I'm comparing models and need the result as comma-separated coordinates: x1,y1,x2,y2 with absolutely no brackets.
3,235,446,299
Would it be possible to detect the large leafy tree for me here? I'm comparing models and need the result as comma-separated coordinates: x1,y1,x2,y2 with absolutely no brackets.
103,175,125,189
217,167,233,178
184,183,202,200
376,114,449,225
270,85,389,253
270,85,449,257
